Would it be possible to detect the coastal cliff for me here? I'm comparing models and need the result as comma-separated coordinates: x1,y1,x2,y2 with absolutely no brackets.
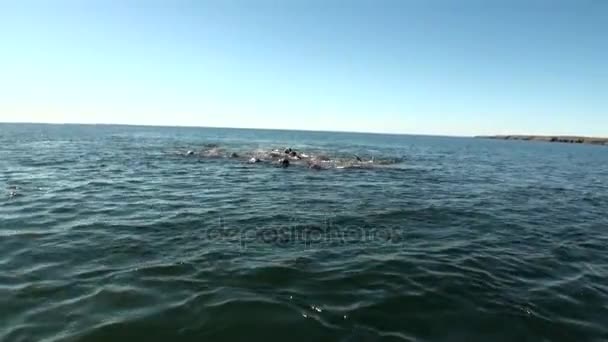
477,135,608,146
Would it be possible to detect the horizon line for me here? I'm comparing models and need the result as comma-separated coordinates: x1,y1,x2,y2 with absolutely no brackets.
0,120,473,138
2,120,606,139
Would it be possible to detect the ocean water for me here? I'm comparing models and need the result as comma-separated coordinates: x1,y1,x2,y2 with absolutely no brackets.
1,123,607,342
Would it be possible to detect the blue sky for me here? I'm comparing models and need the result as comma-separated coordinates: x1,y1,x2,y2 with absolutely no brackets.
1,0,606,136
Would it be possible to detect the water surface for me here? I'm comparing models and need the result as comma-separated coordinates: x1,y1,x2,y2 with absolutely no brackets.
1,124,607,341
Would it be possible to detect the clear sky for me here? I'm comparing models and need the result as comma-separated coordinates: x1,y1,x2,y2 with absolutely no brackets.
1,0,606,136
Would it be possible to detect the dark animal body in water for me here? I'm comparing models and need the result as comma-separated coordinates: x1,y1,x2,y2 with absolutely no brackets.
308,162,323,170
279,158,290,168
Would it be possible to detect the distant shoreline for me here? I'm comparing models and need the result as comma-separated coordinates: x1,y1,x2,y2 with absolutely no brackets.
477,135,608,146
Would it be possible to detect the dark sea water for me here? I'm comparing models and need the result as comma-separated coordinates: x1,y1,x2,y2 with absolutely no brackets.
1,123,607,342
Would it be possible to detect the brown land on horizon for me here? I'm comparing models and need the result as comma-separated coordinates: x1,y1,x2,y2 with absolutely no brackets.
477,135,608,146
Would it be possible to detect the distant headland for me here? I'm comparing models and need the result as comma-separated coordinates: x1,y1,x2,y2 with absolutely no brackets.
477,135,608,146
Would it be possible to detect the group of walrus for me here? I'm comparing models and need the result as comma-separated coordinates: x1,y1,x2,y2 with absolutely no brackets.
180,145,377,170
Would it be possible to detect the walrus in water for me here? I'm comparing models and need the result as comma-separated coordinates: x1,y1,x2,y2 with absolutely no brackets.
308,162,322,170
202,147,223,157
279,158,290,168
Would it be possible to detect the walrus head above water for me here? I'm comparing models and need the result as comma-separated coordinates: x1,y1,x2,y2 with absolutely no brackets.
279,158,290,168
